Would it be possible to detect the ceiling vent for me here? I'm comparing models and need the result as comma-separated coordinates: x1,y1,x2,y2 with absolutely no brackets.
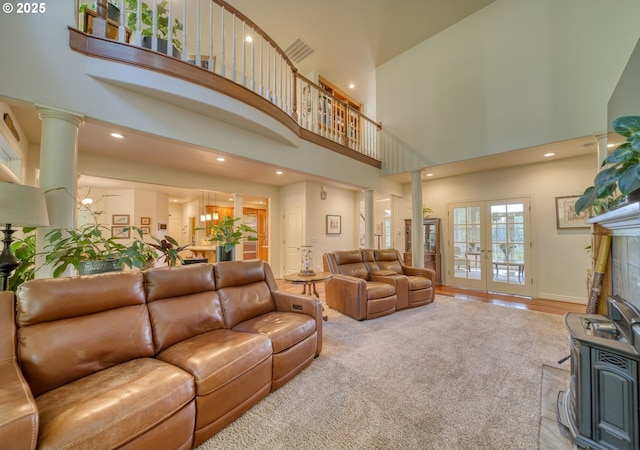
284,38,314,64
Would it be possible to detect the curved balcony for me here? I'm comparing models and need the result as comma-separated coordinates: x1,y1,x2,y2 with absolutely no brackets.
71,0,381,168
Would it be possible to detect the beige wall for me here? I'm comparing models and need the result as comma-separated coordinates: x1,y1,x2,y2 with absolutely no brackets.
393,154,596,303
377,0,640,168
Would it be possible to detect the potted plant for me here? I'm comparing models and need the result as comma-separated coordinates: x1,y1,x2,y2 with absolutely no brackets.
206,216,258,262
7,228,37,291
135,230,189,266
126,0,183,57
79,1,121,25
575,115,640,215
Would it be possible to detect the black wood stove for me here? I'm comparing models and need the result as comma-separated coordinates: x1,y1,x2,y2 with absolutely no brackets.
558,295,640,449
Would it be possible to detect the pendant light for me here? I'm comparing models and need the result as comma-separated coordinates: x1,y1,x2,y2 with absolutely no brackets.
213,191,219,220
200,191,206,222
205,191,212,221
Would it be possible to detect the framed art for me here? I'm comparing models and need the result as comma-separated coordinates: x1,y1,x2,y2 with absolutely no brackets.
111,226,130,238
141,217,151,226
141,226,151,235
326,215,341,235
112,214,130,225
556,196,590,229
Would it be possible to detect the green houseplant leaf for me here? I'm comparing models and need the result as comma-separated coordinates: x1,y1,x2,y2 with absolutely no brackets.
575,115,640,214
207,216,258,253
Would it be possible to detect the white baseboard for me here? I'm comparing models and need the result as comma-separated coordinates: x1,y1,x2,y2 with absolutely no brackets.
538,292,587,304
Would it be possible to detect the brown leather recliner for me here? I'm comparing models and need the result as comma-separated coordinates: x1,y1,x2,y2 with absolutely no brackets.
323,249,398,320
372,248,435,308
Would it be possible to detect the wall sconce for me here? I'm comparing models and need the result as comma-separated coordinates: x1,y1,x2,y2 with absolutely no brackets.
0,183,50,290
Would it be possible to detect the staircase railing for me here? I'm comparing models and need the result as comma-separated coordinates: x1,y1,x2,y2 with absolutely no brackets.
80,0,381,162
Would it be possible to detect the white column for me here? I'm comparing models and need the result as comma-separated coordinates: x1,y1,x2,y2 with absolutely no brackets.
364,189,374,249
411,170,424,268
595,132,608,167
233,193,244,260
35,104,84,278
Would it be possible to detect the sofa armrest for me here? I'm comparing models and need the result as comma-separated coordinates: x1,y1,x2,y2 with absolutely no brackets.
324,274,368,320
370,274,409,309
402,266,436,282
0,361,39,450
272,291,323,355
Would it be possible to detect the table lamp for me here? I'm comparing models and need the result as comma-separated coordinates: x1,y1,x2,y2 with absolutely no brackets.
0,183,50,290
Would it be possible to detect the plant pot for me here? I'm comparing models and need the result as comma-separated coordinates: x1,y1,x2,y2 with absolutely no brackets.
627,189,640,205
216,246,235,262
79,259,122,275
141,36,181,59
107,3,120,23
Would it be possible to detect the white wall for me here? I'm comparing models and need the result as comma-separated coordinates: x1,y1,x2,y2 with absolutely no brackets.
377,0,640,168
394,154,596,303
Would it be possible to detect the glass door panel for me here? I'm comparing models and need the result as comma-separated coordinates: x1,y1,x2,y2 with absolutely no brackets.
450,203,485,290
448,198,531,296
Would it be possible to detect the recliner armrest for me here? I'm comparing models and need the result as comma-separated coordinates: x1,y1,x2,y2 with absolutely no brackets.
272,291,323,355
0,361,39,450
402,267,436,282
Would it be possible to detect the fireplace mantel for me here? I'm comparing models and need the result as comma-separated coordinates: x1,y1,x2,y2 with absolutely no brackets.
587,202,640,235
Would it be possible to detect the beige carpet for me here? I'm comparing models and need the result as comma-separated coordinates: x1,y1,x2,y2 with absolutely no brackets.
197,295,570,450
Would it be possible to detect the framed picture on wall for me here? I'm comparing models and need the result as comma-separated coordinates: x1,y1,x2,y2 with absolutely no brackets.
555,196,590,229
111,226,130,238
112,214,130,225
141,226,151,235
326,215,341,235
141,217,151,226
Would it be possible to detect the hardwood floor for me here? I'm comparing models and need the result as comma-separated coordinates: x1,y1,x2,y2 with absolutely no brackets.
276,279,586,316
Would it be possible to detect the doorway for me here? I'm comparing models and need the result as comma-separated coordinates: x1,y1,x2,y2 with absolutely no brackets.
448,198,532,297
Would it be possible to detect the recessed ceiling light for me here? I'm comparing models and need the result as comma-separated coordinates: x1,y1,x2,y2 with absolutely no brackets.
425,173,434,177
81,198,93,205
607,143,617,148
246,36,253,43
216,157,225,162
276,171,283,175
544,152,555,157
349,83,355,89
110,132,125,139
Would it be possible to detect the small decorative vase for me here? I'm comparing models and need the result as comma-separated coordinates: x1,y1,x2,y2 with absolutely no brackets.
299,245,315,276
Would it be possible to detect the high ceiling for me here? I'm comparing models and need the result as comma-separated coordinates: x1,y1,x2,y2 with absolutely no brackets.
9,0,604,202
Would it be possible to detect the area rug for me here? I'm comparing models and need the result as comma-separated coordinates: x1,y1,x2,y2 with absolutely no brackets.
197,295,570,450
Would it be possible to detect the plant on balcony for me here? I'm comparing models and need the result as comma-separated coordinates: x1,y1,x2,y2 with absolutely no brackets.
206,216,258,262
575,115,640,215
125,0,183,56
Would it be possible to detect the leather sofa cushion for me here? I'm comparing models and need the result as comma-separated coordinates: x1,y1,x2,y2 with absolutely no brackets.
374,249,399,261
16,271,145,326
233,311,316,353
366,281,396,300
218,282,276,329
16,272,154,397
214,259,267,288
35,358,194,449
145,264,216,301
145,265,225,353
333,250,363,265
157,329,272,396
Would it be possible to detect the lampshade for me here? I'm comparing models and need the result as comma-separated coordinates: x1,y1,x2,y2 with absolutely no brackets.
0,183,50,227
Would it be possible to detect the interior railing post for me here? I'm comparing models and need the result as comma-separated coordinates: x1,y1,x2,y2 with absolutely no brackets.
92,0,108,38
117,0,126,42
291,70,298,121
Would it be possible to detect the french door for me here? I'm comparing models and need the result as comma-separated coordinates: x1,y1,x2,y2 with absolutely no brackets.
448,198,532,297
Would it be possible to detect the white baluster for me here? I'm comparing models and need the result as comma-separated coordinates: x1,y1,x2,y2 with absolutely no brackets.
220,7,225,77
152,0,157,51
118,0,125,42
167,0,173,57
195,0,201,65
182,0,187,60
209,1,214,72
241,22,246,86
265,45,270,100
135,0,142,45
250,28,255,91
231,13,236,82
258,36,263,96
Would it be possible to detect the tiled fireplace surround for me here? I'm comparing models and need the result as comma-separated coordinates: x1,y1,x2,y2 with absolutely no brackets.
611,234,640,310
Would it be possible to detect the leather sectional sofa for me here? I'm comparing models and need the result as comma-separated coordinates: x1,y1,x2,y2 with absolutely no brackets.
323,248,435,320
0,260,323,449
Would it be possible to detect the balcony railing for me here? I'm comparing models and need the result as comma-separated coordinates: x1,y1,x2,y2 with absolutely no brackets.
77,0,382,165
